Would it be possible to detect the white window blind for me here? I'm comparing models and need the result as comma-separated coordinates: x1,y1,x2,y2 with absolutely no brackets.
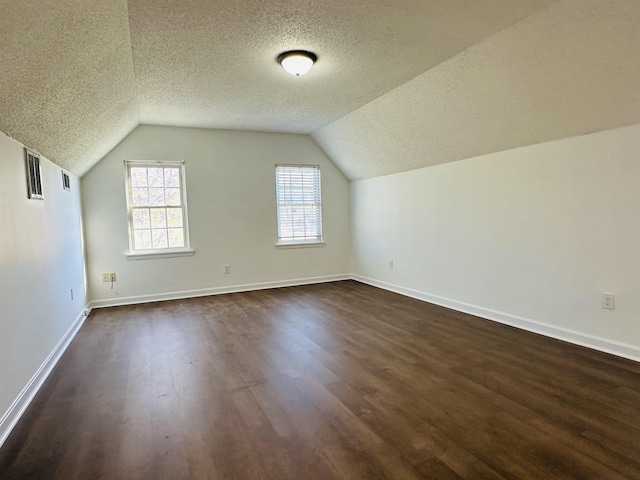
125,161,191,253
276,165,322,243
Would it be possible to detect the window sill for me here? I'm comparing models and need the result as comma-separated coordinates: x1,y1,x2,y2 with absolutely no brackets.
275,241,326,250
126,249,195,260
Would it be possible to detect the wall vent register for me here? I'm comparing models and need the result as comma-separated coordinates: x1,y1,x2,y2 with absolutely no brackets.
25,149,44,200
62,171,71,191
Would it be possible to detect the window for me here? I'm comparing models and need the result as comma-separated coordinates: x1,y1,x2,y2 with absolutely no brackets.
275,164,323,246
124,161,192,257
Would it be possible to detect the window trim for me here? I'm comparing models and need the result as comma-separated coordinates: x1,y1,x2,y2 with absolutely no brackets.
275,239,326,249
125,249,195,260
275,164,324,247
124,160,193,258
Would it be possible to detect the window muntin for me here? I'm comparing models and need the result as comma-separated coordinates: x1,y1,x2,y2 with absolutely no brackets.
125,161,190,253
275,165,322,244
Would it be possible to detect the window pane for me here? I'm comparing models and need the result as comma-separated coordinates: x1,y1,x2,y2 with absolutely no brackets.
305,205,321,235
132,208,150,229
132,188,149,206
152,229,168,248
164,168,180,188
168,228,184,248
278,205,294,238
134,230,152,250
149,188,165,206
165,188,181,206
150,208,167,228
131,168,148,187
167,208,183,228
148,168,164,188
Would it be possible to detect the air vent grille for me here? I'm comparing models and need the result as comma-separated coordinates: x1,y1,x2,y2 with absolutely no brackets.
62,171,71,191
25,149,44,200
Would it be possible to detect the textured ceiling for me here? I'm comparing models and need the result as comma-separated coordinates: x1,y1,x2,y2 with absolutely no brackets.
129,0,553,133
0,0,553,176
0,0,138,176
1,1,638,180
314,0,640,180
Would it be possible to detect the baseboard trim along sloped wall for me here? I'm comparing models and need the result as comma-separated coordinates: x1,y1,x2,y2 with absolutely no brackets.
89,274,351,310
353,275,640,363
0,307,89,449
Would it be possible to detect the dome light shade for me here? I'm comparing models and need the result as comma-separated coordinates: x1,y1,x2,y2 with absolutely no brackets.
277,50,317,76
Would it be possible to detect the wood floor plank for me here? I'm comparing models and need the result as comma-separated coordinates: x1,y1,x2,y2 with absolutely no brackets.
1,280,640,479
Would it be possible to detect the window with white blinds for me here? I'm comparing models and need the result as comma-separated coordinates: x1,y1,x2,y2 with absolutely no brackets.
125,160,192,256
275,165,323,244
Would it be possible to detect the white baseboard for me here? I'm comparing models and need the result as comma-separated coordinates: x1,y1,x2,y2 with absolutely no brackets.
353,275,640,363
89,274,351,309
0,306,89,449
5,274,634,453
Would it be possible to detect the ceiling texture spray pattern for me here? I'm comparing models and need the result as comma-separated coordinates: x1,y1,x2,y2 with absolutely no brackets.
1,0,552,176
0,0,139,175
127,0,553,134
314,0,640,180
1,0,639,178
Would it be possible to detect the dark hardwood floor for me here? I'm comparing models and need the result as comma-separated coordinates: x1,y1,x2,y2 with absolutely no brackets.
1,280,639,479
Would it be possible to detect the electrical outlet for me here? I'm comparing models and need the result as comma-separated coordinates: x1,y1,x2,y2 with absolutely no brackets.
110,273,117,282
102,273,110,283
388,259,394,269
224,265,231,274
602,293,615,310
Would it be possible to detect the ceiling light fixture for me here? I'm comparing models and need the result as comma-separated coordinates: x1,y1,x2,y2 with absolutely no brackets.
277,50,317,76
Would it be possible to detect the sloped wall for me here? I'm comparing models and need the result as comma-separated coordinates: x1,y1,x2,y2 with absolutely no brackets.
351,124,640,360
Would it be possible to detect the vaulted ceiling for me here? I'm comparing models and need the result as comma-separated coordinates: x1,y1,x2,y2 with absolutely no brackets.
1,0,639,179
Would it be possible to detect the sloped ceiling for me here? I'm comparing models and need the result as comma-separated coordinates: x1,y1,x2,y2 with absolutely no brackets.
128,0,552,134
0,0,139,176
1,0,552,176
314,0,640,180
1,0,639,179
